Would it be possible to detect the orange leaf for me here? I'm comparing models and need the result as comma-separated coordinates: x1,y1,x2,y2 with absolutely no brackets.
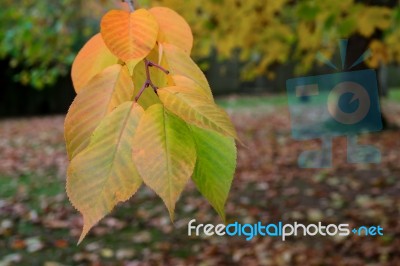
71,33,118,93
54,239,68,248
11,239,26,250
100,9,159,63
149,7,193,55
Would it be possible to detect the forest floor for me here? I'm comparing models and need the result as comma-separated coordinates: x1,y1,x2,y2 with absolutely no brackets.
0,93,400,265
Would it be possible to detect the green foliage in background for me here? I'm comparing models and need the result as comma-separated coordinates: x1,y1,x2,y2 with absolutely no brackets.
0,0,118,89
1,0,400,89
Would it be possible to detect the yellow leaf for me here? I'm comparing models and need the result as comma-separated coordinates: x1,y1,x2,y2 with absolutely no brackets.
67,102,143,244
71,33,118,93
161,43,213,99
101,9,159,63
132,104,196,219
357,7,392,37
168,75,213,100
149,7,193,54
367,40,389,68
158,86,237,140
65,65,134,160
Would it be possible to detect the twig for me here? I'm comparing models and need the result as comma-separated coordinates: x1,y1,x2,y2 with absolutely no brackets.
147,60,170,75
123,0,135,12
121,0,170,102
134,59,170,102
135,82,149,102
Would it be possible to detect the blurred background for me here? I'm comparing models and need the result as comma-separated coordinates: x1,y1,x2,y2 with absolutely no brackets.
0,0,400,265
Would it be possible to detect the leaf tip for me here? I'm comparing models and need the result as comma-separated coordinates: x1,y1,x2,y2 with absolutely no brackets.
167,204,176,223
77,228,89,245
77,216,96,245
216,208,226,224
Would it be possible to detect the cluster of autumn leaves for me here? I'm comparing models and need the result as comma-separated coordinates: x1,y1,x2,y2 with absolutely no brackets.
64,7,238,243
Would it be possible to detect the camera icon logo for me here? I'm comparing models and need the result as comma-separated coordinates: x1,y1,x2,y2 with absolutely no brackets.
327,81,370,125
286,40,382,168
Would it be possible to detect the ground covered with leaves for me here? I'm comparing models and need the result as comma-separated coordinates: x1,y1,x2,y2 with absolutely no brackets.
0,98,400,266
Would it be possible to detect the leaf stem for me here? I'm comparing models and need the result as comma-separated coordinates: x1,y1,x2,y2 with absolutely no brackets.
134,59,170,102
147,60,170,75
135,82,149,102
123,0,135,12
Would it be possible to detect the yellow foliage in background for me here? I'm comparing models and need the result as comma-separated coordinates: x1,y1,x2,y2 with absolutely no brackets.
148,0,400,78
2,0,400,87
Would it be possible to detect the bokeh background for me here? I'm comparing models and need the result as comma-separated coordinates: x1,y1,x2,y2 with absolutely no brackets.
1,0,400,265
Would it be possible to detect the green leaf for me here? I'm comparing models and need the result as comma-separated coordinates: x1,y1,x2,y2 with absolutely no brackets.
132,104,196,219
190,125,237,221
67,102,144,244
158,86,238,140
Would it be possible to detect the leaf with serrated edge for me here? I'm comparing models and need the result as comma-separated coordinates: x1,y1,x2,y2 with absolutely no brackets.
132,104,196,219
71,33,118,93
101,9,158,63
168,75,212,100
67,102,144,244
161,43,213,99
65,64,135,160
149,7,193,54
190,125,236,221
158,86,237,140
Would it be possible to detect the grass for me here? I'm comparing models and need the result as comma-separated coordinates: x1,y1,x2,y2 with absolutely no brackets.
389,88,400,102
216,94,287,109
1,94,399,264
0,171,193,265
216,88,400,110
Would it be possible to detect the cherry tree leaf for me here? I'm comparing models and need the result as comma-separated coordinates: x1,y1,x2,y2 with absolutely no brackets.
71,33,118,93
101,9,159,64
168,75,213,100
149,7,193,54
158,86,237,140
67,102,144,244
190,125,237,221
132,104,196,219
161,43,213,99
65,65,134,160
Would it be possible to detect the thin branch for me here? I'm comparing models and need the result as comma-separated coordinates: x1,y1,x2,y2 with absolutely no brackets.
147,60,170,75
134,59,170,102
123,0,135,12
135,82,149,102
120,1,170,102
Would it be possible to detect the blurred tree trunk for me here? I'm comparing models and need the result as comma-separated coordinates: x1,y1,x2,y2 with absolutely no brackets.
345,0,399,129
379,63,388,97
353,0,398,98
